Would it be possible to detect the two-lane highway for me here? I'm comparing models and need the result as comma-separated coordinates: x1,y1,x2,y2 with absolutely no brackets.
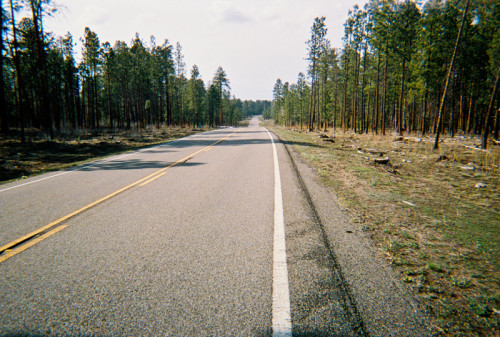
0,116,431,336
1,118,280,335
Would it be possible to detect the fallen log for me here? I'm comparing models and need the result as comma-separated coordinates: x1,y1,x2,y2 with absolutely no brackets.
373,157,391,165
365,148,386,156
462,144,491,153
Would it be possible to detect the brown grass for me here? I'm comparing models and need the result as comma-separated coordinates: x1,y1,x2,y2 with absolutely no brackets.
269,123,499,336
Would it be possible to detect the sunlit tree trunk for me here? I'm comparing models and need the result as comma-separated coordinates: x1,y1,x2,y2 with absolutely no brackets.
434,0,470,149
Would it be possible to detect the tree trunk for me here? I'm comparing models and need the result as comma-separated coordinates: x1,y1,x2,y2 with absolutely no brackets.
382,52,388,136
365,93,370,133
298,107,301,130
107,72,113,128
94,76,99,130
398,56,406,135
494,106,499,140
353,50,360,133
0,0,8,135
165,75,172,126
450,77,457,137
333,68,339,133
482,68,500,149
466,85,474,134
30,0,52,138
342,49,350,131
422,88,429,137
374,50,381,134
459,91,464,133
312,79,318,131
434,0,470,149
494,96,500,140
219,96,223,126
361,43,368,133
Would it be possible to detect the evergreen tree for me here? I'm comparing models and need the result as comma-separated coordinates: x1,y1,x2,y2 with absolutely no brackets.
213,66,230,125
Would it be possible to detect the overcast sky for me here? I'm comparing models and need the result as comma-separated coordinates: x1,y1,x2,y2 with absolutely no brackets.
45,0,369,101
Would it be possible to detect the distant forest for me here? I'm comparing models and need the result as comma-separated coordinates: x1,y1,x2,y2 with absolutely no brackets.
269,0,499,148
0,0,271,141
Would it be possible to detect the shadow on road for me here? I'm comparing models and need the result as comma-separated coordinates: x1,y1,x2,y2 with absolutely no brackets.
78,159,205,171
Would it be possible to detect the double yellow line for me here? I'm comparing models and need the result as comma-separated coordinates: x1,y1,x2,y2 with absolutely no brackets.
0,131,238,263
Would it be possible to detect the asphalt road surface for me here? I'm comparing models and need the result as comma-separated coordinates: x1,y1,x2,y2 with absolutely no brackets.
0,117,431,336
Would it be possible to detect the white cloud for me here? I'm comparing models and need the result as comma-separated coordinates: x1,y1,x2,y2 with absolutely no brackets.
81,5,109,27
220,7,251,23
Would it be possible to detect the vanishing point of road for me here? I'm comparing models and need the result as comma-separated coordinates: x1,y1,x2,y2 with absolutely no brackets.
0,117,431,336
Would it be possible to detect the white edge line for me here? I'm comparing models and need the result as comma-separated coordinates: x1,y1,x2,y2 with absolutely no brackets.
267,129,292,337
0,136,189,194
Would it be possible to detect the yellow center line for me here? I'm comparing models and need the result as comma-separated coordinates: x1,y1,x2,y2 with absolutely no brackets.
139,131,238,186
0,225,69,263
0,131,238,263
139,130,239,187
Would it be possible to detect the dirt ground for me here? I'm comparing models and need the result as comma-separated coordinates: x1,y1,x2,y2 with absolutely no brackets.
0,127,199,183
270,124,499,336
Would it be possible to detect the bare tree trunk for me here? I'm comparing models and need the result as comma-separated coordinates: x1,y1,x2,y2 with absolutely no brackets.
434,0,470,149
361,43,368,133
219,97,223,126
30,0,52,138
495,106,500,141
299,108,302,130
308,79,317,131
165,75,172,126
333,67,339,133
107,72,113,128
374,50,381,134
422,91,428,136
0,0,8,135
9,0,26,142
398,54,406,135
353,50,360,133
312,79,318,130
342,49,350,131
482,68,500,149
94,75,99,130
466,85,475,134
382,52,388,136
450,76,459,137
459,91,464,133
322,71,328,131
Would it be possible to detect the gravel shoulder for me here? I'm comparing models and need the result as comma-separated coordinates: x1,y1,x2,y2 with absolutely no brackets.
275,131,433,336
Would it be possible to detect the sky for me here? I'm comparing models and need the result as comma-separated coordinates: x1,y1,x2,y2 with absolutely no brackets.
45,0,369,101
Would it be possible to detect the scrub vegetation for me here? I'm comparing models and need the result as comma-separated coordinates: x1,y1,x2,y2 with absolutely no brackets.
269,123,499,336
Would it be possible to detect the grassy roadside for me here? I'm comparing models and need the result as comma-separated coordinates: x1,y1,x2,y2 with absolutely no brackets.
268,122,499,336
0,127,201,184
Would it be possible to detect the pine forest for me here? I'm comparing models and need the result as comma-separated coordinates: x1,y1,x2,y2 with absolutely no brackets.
0,0,270,142
269,0,499,149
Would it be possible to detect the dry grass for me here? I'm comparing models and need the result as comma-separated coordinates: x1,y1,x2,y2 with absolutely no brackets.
0,127,201,183
269,123,499,336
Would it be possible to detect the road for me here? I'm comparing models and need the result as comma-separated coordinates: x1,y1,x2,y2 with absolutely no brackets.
0,117,431,336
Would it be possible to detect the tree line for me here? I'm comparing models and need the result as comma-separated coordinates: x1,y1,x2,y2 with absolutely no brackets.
270,0,499,148
0,0,271,142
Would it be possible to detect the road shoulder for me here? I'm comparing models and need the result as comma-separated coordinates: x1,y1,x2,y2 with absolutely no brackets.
275,132,433,336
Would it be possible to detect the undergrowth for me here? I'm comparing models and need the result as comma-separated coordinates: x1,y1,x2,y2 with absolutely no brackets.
270,123,499,336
